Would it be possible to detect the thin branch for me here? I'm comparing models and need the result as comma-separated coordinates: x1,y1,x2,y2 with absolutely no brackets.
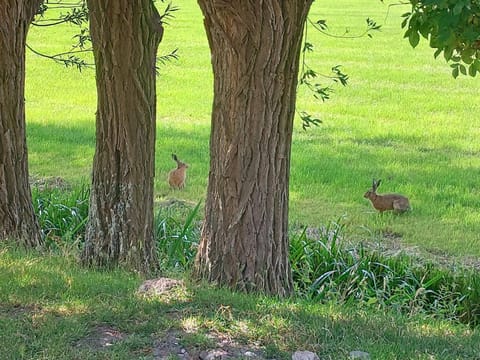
384,1,410,23
32,19,70,26
307,18,376,39
26,43,94,69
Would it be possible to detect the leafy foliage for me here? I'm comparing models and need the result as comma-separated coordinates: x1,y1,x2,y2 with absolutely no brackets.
297,15,382,130
32,185,89,249
32,0,92,70
29,184,480,326
154,201,201,269
402,0,480,77
290,221,480,326
30,0,179,71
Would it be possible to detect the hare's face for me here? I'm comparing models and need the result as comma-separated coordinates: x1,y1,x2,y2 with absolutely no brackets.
364,189,375,199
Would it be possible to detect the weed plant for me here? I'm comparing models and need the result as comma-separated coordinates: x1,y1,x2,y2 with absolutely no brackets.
154,200,201,269
290,221,480,326
30,186,480,326
32,185,89,250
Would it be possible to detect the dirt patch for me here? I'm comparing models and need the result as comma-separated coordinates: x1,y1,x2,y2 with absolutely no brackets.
370,231,480,270
153,329,265,360
74,326,265,359
0,303,41,318
75,325,126,350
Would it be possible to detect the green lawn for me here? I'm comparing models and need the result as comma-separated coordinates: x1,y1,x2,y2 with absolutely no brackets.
25,0,480,259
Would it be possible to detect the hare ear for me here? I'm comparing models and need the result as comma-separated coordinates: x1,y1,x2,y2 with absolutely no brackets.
377,179,382,188
372,179,377,188
172,153,178,161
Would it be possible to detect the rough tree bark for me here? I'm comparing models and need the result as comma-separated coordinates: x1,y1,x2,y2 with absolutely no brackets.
194,1,313,296
0,0,43,247
81,0,163,273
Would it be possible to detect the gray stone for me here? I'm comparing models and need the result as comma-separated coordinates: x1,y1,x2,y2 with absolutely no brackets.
349,350,370,359
199,349,229,360
292,350,320,360
137,277,183,296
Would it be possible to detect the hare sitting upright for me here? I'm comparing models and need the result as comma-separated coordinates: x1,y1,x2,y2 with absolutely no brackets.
364,179,410,213
168,154,188,189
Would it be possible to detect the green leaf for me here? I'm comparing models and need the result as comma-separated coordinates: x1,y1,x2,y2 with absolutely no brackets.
316,19,328,30
452,66,459,78
453,2,465,16
433,48,442,58
461,49,475,64
444,46,454,61
409,30,420,48
468,63,477,77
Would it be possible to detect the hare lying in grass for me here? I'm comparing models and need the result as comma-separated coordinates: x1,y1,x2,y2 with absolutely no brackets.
364,179,410,213
168,154,188,189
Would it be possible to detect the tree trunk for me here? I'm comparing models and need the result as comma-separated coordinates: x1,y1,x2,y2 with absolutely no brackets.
194,1,313,296
81,0,163,273
0,0,43,247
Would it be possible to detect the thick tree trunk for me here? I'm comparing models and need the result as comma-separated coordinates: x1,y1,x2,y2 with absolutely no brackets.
81,0,163,273
0,0,43,247
194,1,313,296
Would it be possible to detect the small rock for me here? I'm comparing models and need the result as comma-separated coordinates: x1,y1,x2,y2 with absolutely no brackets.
199,349,229,360
292,350,320,360
137,277,183,296
349,350,370,359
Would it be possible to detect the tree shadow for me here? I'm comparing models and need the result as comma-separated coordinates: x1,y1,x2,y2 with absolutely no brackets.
1,247,479,360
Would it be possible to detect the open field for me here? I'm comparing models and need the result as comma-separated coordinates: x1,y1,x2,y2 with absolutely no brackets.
25,0,480,260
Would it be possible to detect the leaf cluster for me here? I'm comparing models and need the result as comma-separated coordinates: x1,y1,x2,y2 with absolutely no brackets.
154,201,201,269
297,16,381,130
30,0,179,72
402,0,480,77
32,185,90,250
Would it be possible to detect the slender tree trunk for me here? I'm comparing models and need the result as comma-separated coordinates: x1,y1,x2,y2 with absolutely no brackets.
194,1,313,296
0,0,43,247
81,0,163,273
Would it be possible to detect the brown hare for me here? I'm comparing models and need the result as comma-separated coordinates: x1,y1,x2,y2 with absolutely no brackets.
364,179,410,213
168,154,188,189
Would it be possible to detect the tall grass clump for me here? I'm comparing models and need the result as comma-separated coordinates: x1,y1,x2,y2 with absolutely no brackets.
32,184,90,251
154,200,201,270
290,221,480,327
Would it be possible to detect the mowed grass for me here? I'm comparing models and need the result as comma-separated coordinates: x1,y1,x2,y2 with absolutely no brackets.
1,244,479,360
25,0,480,259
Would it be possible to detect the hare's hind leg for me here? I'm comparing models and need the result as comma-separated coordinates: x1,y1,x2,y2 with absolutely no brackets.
393,199,409,213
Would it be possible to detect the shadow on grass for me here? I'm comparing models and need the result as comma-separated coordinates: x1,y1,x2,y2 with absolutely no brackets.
27,120,211,198
1,247,478,360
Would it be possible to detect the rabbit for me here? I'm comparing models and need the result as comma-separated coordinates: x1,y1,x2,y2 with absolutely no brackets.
168,154,188,189
364,179,411,213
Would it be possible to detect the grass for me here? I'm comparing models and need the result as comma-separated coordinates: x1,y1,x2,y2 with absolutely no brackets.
11,1,480,355
25,2,479,262
23,189,480,330
1,244,480,360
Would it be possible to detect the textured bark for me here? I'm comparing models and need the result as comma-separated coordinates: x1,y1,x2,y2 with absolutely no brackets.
0,0,43,247
194,1,313,296
81,0,163,273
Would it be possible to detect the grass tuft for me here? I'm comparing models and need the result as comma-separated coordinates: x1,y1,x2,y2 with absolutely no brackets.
155,200,201,269
32,184,90,252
